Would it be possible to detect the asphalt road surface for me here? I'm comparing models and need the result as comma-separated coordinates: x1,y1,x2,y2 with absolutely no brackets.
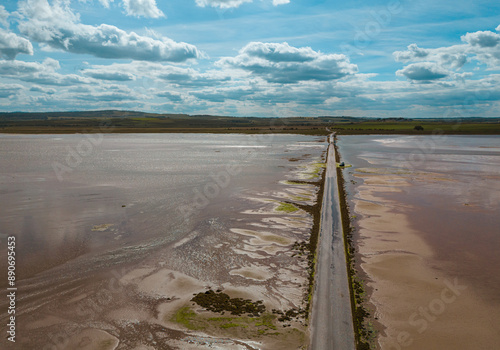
309,136,355,350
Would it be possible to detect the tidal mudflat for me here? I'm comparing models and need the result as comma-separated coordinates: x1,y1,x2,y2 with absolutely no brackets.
338,135,500,349
0,133,327,349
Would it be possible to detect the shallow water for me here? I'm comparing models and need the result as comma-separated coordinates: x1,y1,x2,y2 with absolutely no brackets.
0,133,324,280
338,134,500,347
340,135,500,297
0,133,327,349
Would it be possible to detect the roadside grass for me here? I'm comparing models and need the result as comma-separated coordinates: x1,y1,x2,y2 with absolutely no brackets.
306,162,326,179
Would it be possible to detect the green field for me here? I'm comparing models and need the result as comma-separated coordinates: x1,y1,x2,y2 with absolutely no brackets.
0,111,499,135
333,121,500,134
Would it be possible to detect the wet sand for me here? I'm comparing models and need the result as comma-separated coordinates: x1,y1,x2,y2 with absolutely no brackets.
0,134,327,349
339,135,500,349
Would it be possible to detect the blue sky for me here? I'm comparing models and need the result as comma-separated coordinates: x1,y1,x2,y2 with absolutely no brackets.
1,0,500,117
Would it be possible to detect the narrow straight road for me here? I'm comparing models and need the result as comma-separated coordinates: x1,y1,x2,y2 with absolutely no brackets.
309,135,355,350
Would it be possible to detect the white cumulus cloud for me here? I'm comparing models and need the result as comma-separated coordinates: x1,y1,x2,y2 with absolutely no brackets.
195,0,287,9
81,61,230,86
394,25,500,79
122,0,164,18
0,28,34,60
97,0,114,8
461,28,500,68
17,0,200,62
82,68,136,81
462,30,500,48
0,58,93,86
0,5,9,28
272,0,290,5
393,43,467,70
0,83,24,98
195,0,252,8
396,62,451,82
217,42,358,83
30,85,56,94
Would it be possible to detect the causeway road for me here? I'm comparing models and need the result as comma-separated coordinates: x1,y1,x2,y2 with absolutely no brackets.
309,134,355,350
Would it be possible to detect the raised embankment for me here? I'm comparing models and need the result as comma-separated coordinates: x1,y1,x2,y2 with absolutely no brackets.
309,134,355,349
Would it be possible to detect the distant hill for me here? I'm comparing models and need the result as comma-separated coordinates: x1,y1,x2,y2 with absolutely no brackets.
0,110,498,135
0,110,190,121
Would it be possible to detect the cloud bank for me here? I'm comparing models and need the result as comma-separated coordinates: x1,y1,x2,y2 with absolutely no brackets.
17,0,200,62
394,25,500,82
218,42,358,83
0,58,91,85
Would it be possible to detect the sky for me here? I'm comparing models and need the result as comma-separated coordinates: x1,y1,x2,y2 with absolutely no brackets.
0,0,500,118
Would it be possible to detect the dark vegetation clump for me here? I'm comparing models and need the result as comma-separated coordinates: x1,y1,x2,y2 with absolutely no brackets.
272,308,307,322
191,290,265,317
414,125,424,131
291,240,308,256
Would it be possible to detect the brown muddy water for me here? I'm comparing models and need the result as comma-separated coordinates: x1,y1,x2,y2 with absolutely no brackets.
0,133,327,349
338,135,500,350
